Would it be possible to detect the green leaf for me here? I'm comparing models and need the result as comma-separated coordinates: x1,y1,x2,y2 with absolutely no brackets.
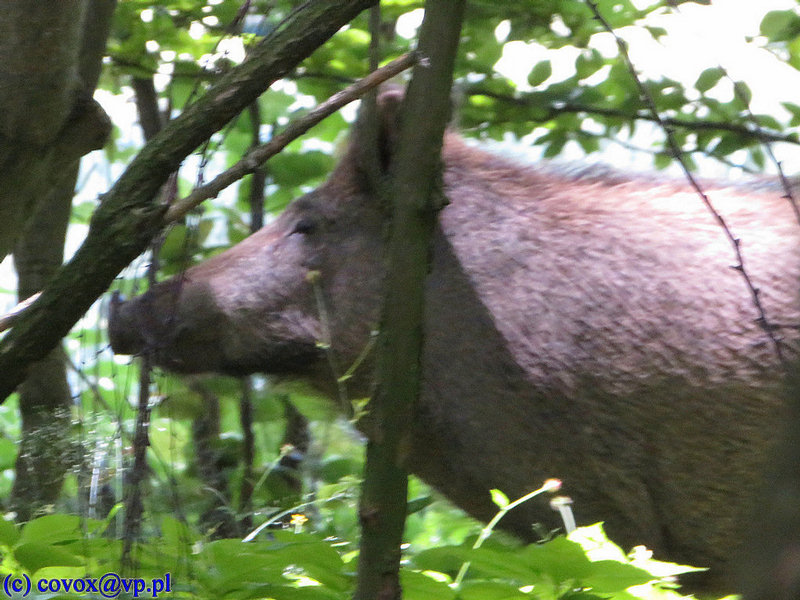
269,151,334,187
543,136,566,159
760,9,800,42
268,531,351,591
407,495,434,515
583,560,653,592
19,515,87,545
155,385,202,420
414,546,537,582
576,132,600,154
782,101,800,126
15,542,84,573
644,25,667,40
575,49,604,80
457,580,530,600
0,437,15,470
0,517,19,546
490,489,509,509
753,113,783,131
733,81,752,106
400,570,456,600
520,536,593,584
695,67,725,93
158,219,214,265
310,111,348,143
750,147,766,170
711,133,750,157
161,515,194,550
200,539,286,590
283,387,339,422
527,60,552,87
654,152,673,170
258,91,297,124
259,586,345,600
569,523,704,583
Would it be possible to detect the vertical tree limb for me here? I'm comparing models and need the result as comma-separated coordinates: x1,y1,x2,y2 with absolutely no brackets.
238,101,266,532
354,2,465,599
132,77,164,142
9,171,75,520
7,0,117,518
0,0,114,260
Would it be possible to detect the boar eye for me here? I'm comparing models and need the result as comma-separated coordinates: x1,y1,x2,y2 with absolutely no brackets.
291,217,316,236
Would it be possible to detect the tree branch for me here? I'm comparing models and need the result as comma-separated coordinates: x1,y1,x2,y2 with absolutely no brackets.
166,52,419,223
0,0,377,402
467,88,800,147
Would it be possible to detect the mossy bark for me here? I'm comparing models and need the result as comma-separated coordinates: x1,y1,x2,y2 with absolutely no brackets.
0,0,114,260
5,0,117,518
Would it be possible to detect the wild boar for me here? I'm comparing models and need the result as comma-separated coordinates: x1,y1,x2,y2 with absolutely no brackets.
109,90,800,592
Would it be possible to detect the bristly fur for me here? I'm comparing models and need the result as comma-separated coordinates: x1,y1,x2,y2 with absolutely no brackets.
110,91,800,594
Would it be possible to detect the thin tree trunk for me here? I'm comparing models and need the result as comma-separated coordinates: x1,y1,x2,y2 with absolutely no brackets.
354,2,464,599
6,0,117,518
9,171,75,519
0,0,113,260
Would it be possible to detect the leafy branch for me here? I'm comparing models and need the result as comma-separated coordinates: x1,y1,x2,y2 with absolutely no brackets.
466,87,800,147
166,52,419,222
726,76,800,226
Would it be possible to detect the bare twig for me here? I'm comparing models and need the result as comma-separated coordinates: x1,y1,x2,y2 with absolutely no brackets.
727,79,800,227
165,52,419,223
586,0,786,365
239,378,255,532
647,0,800,227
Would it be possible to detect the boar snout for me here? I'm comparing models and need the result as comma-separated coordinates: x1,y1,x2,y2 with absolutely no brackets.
108,285,215,372
109,278,327,377
108,290,147,356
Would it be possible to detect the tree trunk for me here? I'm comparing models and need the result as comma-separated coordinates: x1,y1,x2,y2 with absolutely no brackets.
9,172,75,519
5,0,117,518
354,2,465,599
0,0,113,260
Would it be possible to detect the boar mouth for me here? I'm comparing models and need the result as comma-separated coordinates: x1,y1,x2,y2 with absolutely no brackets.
109,290,221,372
215,342,326,378
109,291,325,377
109,291,210,372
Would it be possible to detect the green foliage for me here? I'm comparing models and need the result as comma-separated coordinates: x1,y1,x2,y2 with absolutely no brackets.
92,0,800,193
0,513,709,600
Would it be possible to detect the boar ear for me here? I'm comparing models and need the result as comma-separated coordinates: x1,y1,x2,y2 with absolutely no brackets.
352,86,405,192
374,86,405,171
